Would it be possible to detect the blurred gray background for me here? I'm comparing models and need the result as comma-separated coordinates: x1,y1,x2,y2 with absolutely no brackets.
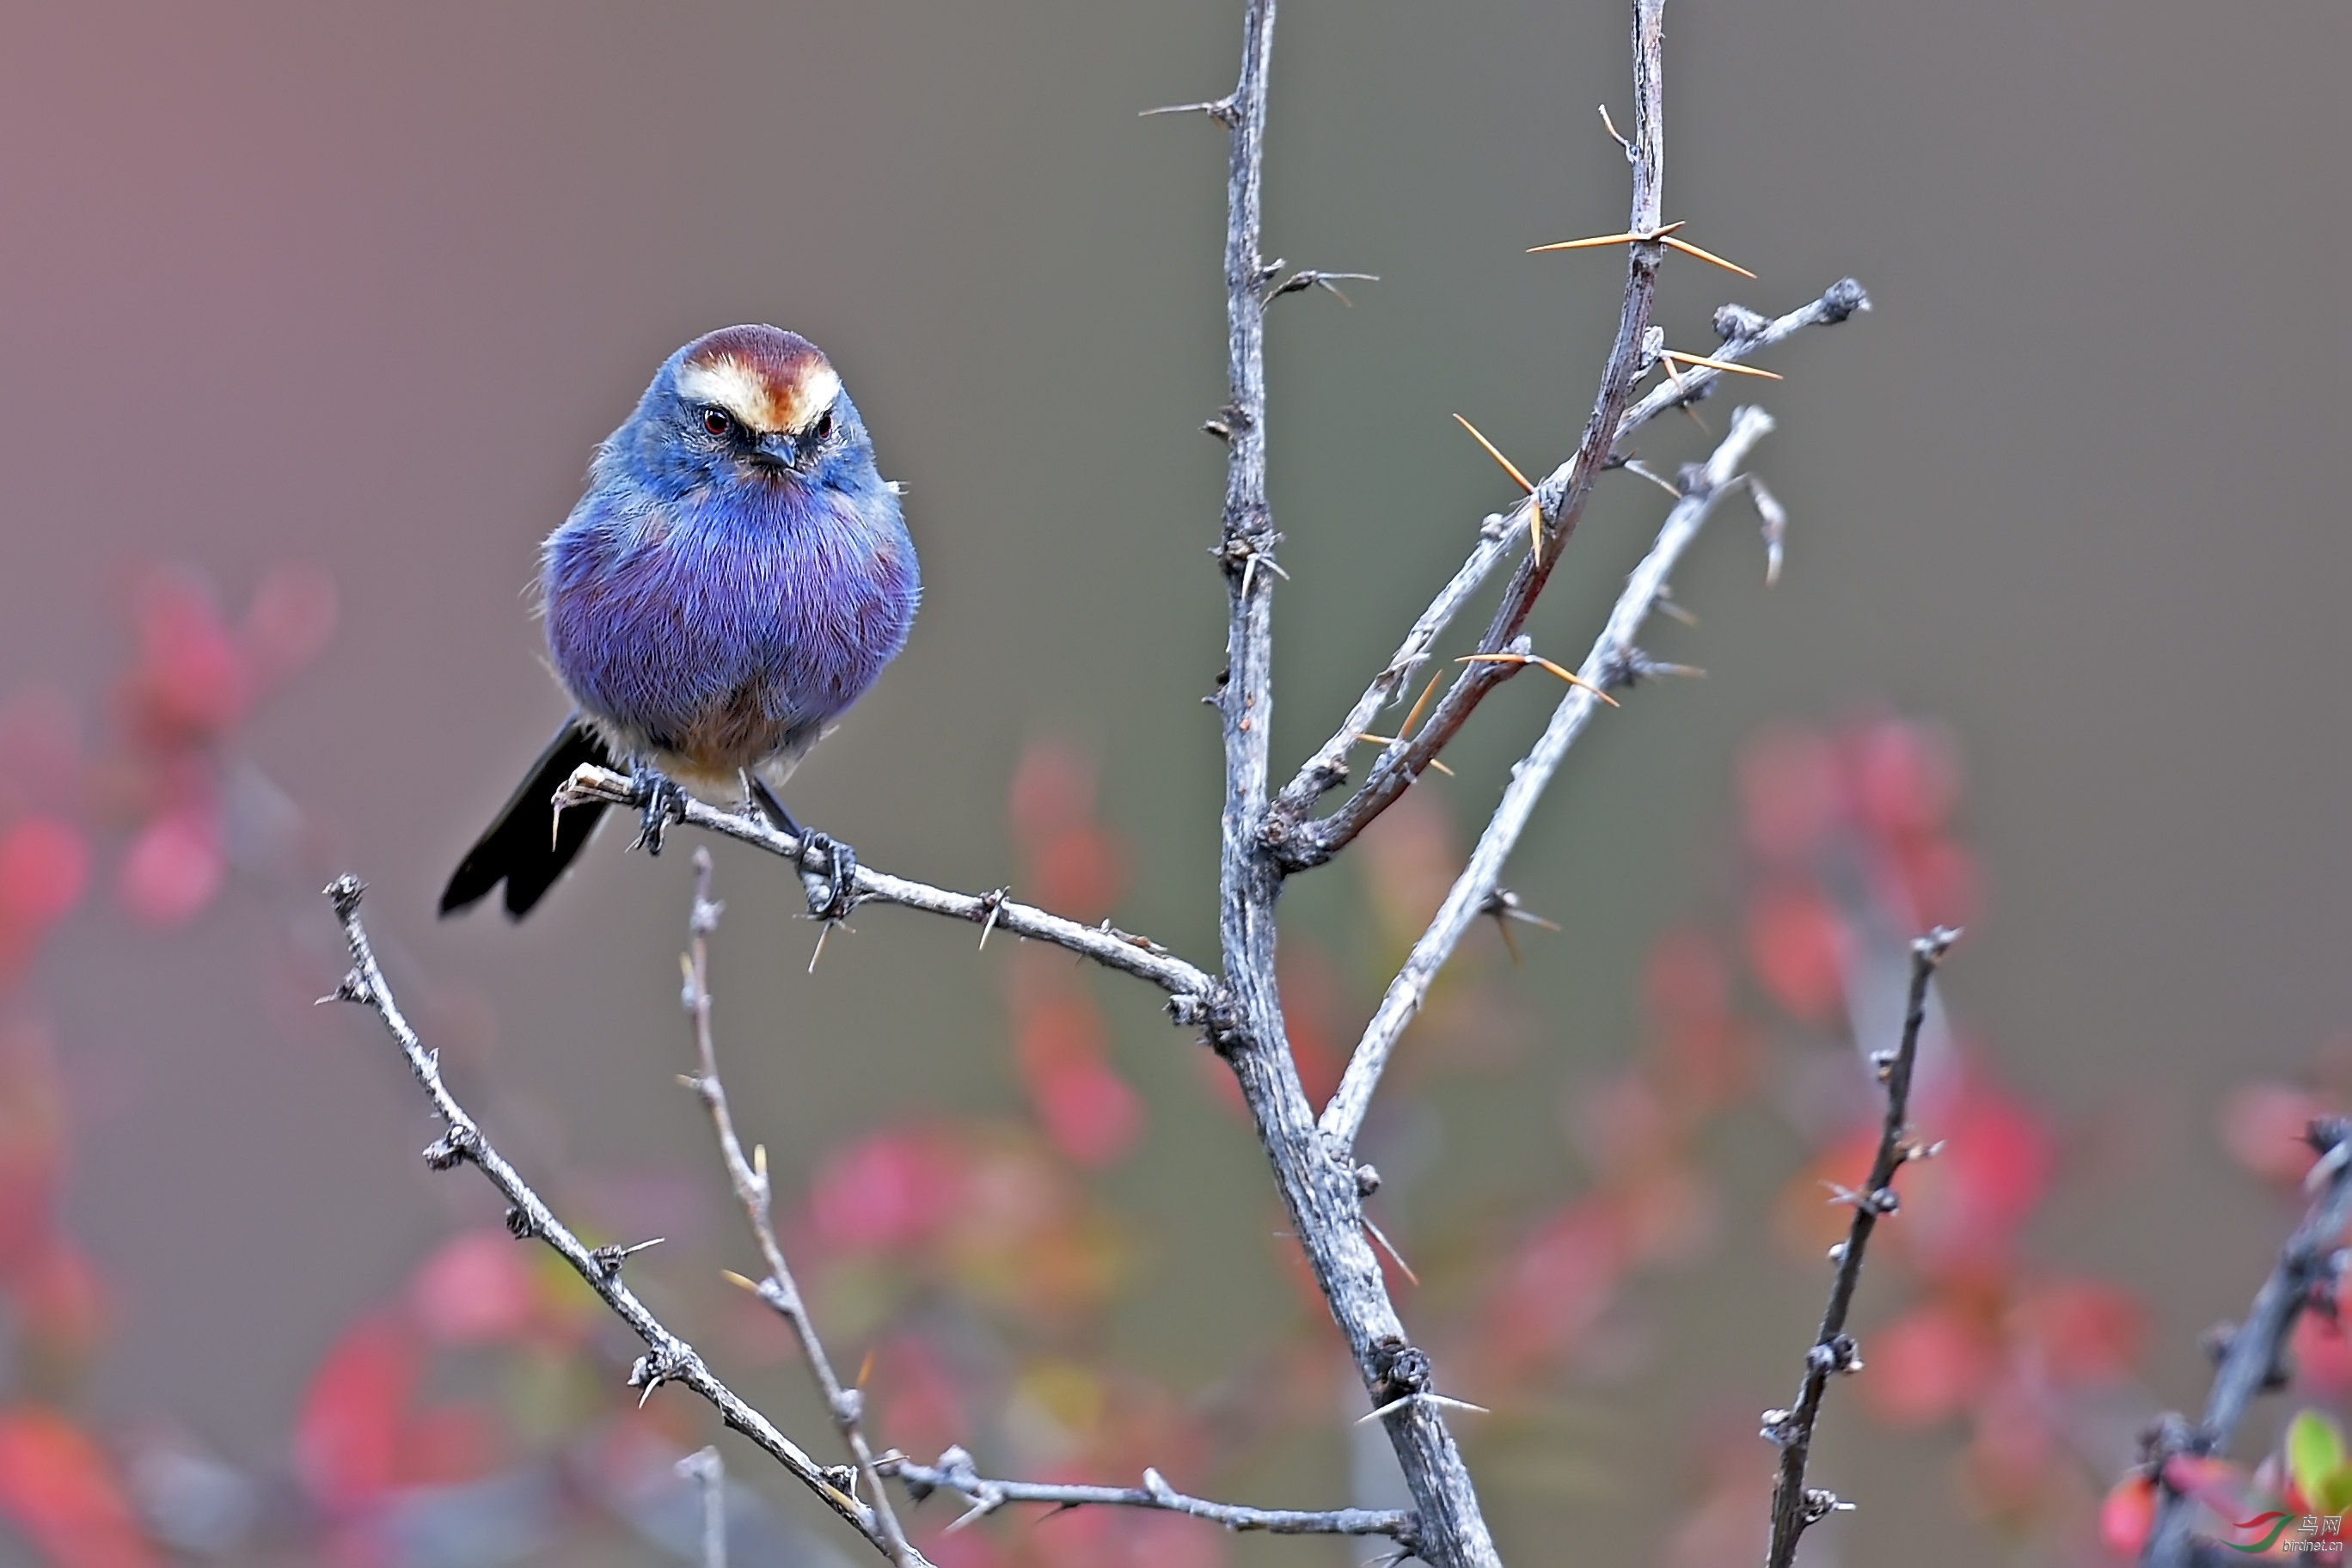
1,0,2345,1561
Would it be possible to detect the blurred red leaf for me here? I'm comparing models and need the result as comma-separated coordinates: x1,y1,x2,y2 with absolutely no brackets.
1902,1072,2054,1273
115,805,224,928
14,1243,112,1381
0,818,89,932
2221,1081,2336,1185
812,1128,961,1253
294,1314,420,1509
1488,1198,1625,1368
1009,739,1096,848
2010,1278,2144,1385
2098,1474,2156,1556
1736,725,1839,863
1849,717,1961,837
1743,881,1846,1025
393,1404,501,1488
1862,1302,1999,1427
118,569,251,750
241,563,338,681
1891,836,1981,931
1016,996,1142,1167
409,1228,537,1346
0,1406,156,1568
2293,1310,2352,1399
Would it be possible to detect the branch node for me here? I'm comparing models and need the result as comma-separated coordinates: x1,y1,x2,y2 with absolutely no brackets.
1713,302,1772,341
591,1236,667,1277
628,1343,700,1407
1817,277,1872,322
422,1128,479,1171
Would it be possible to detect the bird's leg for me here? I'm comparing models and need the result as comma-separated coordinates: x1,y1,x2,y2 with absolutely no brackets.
627,764,689,855
748,776,860,922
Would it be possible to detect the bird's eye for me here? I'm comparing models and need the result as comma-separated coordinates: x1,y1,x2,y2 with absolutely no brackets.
699,407,733,438
813,409,835,441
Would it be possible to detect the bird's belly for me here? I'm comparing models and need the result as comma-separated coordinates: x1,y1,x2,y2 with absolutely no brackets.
544,511,910,781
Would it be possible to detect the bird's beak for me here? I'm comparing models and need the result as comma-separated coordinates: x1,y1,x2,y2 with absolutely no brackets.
753,431,804,472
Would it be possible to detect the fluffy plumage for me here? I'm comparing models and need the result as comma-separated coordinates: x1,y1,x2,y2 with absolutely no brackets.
441,326,918,919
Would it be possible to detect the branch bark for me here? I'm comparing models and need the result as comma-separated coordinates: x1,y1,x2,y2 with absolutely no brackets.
2143,1118,2352,1567
317,877,934,1565
1761,928,1960,1568
553,766,1215,1002
1265,277,1865,868
1320,403,1780,1148
677,850,917,1565
1262,0,1671,875
883,1448,1418,1549
1196,3,1505,1565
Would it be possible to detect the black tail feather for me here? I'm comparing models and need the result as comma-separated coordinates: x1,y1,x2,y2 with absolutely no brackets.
439,717,615,920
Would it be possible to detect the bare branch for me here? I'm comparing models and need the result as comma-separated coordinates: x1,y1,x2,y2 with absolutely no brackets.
678,851,918,1566
552,767,1216,1004
1265,276,1868,853
1260,0,1672,873
2143,1118,2352,1567
1761,928,1961,1568
884,1448,1418,1548
1320,404,1779,1148
316,876,934,1567
675,1448,727,1568
1193,2,1511,1563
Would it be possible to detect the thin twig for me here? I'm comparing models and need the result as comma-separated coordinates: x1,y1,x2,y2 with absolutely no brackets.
2143,1117,2352,1567
1193,3,1505,1564
883,1448,1418,1548
676,1447,727,1568
679,851,918,1566
316,876,933,1567
1260,0,1672,873
1760,928,1960,1568
552,767,1215,1004
1264,277,1866,851
1320,405,1779,1148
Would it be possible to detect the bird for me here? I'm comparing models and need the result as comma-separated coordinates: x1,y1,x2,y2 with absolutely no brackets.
439,324,919,922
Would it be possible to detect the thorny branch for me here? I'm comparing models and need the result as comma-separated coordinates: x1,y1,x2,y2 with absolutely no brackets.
552,766,1215,1002
1266,277,1868,861
1761,928,1961,1568
881,1448,1419,1550
2142,1118,2352,1568
316,876,937,1568
1320,403,1781,1148
677,850,916,1566
1260,0,1670,875
340,3,1871,1564
676,1447,727,1568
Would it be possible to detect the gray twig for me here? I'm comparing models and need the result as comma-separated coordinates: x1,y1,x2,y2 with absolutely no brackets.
316,876,934,1567
1761,928,1961,1568
1264,276,1870,859
1196,2,1505,1565
1261,0,1671,874
883,1448,1418,1547
1320,404,1779,1148
678,851,918,1566
2143,1117,2352,1567
676,1447,727,1568
552,767,1214,1004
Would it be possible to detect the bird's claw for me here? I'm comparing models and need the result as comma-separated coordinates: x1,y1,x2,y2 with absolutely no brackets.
798,832,858,922
628,769,689,855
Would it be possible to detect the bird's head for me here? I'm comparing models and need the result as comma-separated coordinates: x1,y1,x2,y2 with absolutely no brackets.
624,325,873,493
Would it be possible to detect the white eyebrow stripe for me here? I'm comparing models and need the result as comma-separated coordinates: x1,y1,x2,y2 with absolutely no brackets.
676,358,842,435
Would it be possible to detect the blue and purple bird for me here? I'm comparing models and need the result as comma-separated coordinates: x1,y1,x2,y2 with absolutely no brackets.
440,325,918,920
